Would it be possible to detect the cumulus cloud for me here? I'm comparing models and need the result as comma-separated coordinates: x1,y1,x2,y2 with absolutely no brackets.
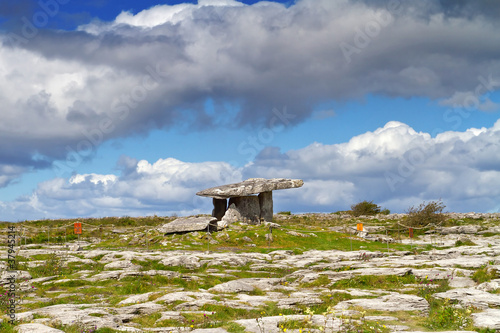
246,120,500,213
2,120,500,221
0,157,242,221
1,0,500,179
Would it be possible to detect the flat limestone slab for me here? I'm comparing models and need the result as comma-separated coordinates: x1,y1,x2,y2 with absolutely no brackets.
16,323,65,333
196,178,303,199
158,216,217,234
473,308,500,329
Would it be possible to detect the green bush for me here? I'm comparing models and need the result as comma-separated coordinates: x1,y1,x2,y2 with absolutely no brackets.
350,200,384,216
404,200,447,228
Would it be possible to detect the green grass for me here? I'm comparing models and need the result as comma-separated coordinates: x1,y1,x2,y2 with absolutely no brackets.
425,298,474,331
455,238,477,246
472,265,499,283
332,274,417,290
0,322,16,333
300,274,331,288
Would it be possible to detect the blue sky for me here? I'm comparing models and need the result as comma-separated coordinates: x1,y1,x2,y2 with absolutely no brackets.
1,0,500,221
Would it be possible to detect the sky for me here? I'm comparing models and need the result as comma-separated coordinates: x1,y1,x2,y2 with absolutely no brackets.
0,0,500,222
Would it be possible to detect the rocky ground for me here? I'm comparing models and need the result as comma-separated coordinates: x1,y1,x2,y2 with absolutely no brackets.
1,213,500,333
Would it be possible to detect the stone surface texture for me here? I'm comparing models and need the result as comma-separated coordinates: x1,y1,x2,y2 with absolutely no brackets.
16,323,65,333
212,198,227,221
158,216,217,234
197,178,303,224
259,191,273,221
7,212,500,332
219,203,241,226
196,178,304,199
227,196,261,224
472,308,500,329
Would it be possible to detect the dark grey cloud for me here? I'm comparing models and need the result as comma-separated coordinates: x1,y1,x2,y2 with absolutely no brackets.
354,0,500,21
438,0,500,20
0,1,37,26
0,0,499,183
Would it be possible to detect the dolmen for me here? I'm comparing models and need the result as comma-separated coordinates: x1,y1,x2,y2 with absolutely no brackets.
196,178,304,225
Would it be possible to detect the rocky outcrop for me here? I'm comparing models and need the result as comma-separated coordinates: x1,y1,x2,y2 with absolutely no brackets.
8,215,500,332
335,293,429,312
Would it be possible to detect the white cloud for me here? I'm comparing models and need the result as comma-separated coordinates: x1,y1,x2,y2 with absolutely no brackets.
0,158,242,221
1,0,500,182
108,0,245,29
1,120,500,221
1,0,500,217
247,120,500,214
70,174,118,185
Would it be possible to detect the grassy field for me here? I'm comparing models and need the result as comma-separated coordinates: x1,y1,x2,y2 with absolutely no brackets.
1,213,499,332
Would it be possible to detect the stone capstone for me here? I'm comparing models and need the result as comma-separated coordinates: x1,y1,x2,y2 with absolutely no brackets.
158,216,217,234
196,178,304,199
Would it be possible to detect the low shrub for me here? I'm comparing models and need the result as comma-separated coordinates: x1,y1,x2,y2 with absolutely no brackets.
350,201,386,216
404,200,447,228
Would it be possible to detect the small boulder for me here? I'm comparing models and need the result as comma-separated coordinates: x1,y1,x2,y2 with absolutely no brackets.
158,216,217,234
209,280,255,293
221,203,242,225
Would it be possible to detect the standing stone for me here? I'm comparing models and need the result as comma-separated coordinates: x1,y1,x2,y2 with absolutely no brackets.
229,196,261,224
259,191,273,222
212,198,227,221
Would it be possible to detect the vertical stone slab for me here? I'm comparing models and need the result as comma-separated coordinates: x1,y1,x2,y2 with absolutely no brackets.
229,196,261,224
212,198,227,221
259,191,273,222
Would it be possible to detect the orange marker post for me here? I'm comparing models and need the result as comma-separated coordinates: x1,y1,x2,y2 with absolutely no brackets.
74,223,82,235
409,228,414,238
357,223,363,231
